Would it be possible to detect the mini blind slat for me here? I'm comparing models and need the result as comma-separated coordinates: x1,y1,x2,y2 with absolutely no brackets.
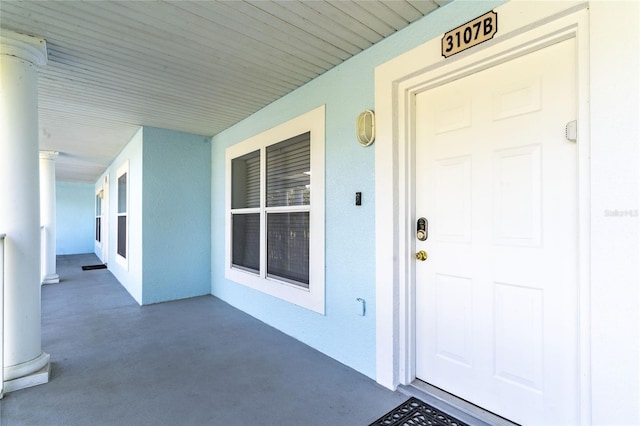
267,212,309,287
267,133,310,207
232,213,260,272
232,151,261,209
267,153,309,166
117,173,127,213
117,216,126,258
245,156,260,207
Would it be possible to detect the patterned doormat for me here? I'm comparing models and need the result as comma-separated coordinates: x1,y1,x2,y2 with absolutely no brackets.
369,397,468,426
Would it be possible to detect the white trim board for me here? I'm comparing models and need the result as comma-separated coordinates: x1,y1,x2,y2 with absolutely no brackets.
374,1,591,422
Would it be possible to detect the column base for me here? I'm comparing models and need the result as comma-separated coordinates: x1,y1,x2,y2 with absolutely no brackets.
3,352,50,394
42,273,59,284
3,363,50,394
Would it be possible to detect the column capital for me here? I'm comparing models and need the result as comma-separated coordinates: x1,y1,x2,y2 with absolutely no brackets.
39,150,59,160
0,29,47,66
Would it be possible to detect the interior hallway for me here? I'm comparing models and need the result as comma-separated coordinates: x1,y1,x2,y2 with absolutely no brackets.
1,254,406,426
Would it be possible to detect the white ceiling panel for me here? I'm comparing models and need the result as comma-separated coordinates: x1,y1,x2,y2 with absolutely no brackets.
0,0,448,182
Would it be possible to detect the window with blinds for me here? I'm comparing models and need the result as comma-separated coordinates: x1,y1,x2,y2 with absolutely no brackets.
225,106,325,314
267,211,309,286
230,134,311,287
266,134,310,287
117,172,127,258
95,192,102,243
116,162,129,268
266,133,310,207
231,150,260,273
232,150,260,209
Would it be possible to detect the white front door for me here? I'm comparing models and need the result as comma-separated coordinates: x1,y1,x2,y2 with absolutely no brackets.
414,39,578,425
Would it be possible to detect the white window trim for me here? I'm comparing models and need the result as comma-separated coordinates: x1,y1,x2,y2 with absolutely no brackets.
374,3,591,422
225,105,325,314
95,188,103,248
115,161,129,270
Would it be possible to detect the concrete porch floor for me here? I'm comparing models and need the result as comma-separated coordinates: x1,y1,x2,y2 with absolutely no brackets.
1,253,407,426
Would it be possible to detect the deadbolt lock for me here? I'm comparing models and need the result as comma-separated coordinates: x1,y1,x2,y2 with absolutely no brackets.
415,250,428,261
417,217,428,241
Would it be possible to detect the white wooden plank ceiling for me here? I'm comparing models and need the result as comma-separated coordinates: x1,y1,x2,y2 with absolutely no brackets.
1,0,448,182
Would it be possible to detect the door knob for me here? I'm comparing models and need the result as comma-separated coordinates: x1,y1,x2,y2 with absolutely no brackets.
415,250,428,261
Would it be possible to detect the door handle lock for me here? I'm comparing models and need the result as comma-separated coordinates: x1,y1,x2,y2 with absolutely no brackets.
415,250,428,261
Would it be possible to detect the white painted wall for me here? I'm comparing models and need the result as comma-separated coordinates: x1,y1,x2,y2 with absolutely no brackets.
95,128,143,304
588,2,640,423
95,126,211,306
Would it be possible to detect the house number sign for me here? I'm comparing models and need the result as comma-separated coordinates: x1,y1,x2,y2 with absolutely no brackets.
442,11,498,58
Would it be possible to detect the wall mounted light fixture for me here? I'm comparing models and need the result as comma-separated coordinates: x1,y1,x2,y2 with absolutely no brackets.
356,110,375,147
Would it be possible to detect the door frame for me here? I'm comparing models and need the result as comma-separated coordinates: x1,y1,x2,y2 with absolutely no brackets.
96,175,109,265
374,1,591,422
102,175,109,265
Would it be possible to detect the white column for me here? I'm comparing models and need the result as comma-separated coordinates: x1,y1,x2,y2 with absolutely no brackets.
0,30,50,392
40,151,59,284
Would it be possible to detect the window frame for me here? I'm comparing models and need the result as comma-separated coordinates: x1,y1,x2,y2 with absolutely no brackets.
95,189,103,245
115,161,129,270
225,105,325,314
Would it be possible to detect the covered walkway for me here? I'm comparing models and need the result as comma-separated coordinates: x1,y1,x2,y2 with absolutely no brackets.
1,254,405,425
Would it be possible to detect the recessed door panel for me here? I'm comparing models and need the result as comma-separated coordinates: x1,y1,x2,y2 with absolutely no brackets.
493,144,542,247
494,282,543,391
492,77,542,121
435,274,473,367
435,96,472,134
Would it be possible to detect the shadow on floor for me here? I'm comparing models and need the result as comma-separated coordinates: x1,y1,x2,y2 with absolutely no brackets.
1,254,405,426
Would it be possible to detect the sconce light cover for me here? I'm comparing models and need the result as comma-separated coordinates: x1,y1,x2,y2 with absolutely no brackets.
356,110,375,147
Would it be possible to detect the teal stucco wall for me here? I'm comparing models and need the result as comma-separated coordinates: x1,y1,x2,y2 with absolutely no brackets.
56,181,94,255
211,1,504,379
142,127,211,304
